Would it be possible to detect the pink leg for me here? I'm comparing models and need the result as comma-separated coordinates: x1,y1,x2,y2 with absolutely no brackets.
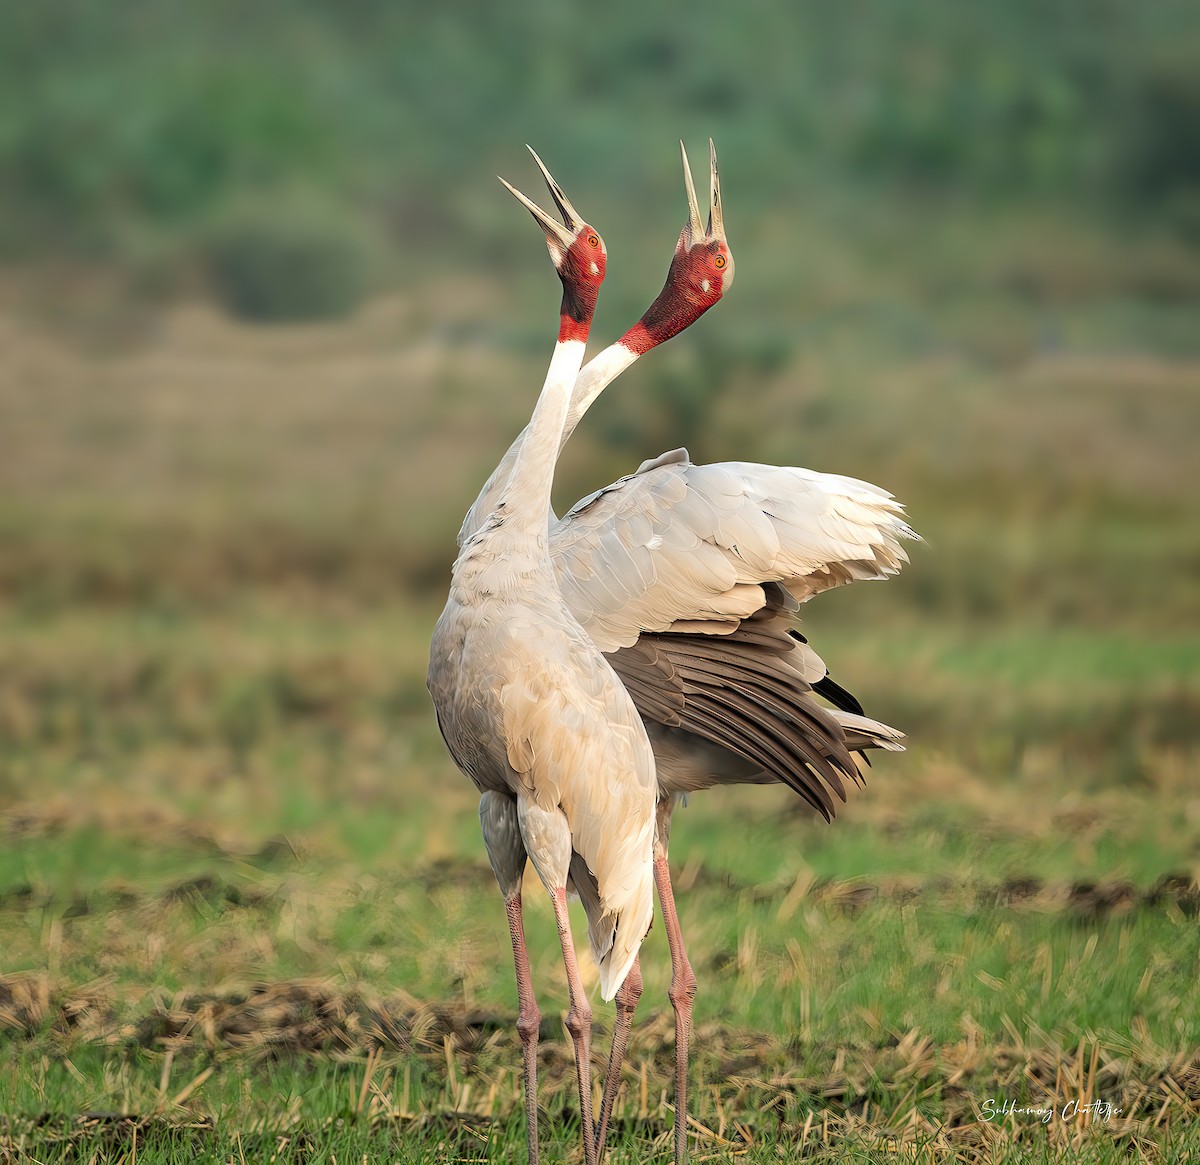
595,955,643,1158
550,886,598,1165
655,855,697,1165
505,894,542,1165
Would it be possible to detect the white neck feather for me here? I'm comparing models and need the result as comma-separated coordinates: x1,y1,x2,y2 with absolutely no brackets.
492,338,587,542
459,341,640,546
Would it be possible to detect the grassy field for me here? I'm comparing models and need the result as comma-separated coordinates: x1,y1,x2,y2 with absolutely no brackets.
2,188,1200,1164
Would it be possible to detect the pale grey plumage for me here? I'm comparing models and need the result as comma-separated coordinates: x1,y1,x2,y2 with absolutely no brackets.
463,414,915,822
544,446,916,815
554,450,916,651
457,439,916,818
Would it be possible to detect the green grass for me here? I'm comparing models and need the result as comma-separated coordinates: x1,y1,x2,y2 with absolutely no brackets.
3,1031,1199,1163
8,1041,1196,1165
5,799,1197,1047
2,504,1198,1161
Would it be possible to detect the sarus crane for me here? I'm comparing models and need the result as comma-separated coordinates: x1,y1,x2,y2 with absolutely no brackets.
428,143,917,1165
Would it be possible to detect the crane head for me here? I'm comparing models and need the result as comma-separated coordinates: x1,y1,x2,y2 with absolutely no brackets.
673,138,734,305
499,148,607,342
499,148,607,291
619,140,734,356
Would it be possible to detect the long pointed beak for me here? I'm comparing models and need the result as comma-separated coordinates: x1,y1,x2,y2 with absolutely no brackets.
708,137,726,243
680,140,706,245
499,148,584,254
498,176,577,251
679,139,728,248
525,146,583,232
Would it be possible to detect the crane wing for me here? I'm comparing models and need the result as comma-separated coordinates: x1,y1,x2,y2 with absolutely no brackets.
550,450,915,818
551,449,918,654
604,586,903,820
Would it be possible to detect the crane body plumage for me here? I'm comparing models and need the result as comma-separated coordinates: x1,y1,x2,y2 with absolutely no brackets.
429,530,656,994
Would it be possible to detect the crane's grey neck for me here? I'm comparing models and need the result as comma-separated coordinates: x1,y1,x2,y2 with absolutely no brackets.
491,338,587,542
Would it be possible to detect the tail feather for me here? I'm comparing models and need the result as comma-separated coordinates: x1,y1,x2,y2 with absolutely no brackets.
571,851,653,1000
834,709,906,752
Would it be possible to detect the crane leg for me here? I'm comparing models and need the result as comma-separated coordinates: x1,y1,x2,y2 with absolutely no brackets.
550,886,598,1165
594,955,643,1159
505,893,542,1165
655,854,697,1165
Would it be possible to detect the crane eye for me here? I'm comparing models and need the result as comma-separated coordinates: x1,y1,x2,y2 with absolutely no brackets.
714,255,726,269
587,234,600,248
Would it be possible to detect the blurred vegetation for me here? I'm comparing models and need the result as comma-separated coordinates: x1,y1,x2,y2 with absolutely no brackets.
203,194,377,322
3,1,1200,309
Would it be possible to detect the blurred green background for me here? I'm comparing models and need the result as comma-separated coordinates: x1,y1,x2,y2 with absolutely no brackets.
2,0,1199,613
1,2,1199,1158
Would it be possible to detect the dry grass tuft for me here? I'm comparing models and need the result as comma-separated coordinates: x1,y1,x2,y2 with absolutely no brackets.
3,975,1198,1151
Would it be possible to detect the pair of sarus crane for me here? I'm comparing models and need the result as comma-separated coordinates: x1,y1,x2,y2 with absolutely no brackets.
427,142,917,1165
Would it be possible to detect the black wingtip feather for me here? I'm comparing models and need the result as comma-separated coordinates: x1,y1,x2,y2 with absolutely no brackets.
812,673,865,717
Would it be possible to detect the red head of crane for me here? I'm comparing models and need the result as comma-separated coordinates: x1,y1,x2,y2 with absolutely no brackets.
624,141,734,355
458,141,737,547
500,149,608,344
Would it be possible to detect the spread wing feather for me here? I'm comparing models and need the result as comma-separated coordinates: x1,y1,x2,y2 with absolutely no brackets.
552,450,918,653
606,596,866,820
552,451,918,816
